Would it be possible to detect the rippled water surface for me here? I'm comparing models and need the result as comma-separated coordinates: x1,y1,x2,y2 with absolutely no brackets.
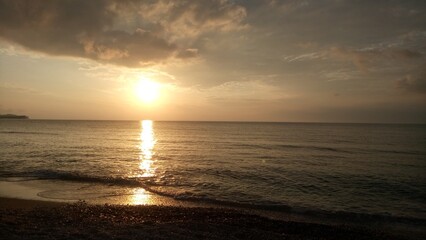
1,120,425,221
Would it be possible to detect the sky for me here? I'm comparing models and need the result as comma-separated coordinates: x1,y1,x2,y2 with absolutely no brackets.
0,0,425,123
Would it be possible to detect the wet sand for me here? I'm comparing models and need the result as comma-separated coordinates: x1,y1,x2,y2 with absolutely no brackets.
0,197,410,240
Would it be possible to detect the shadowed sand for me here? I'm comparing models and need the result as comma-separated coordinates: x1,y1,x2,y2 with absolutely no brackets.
0,197,410,240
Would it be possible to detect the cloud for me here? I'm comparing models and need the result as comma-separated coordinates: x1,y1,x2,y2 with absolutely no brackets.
296,42,318,49
281,46,422,71
396,72,426,94
328,47,378,71
134,0,247,40
0,0,246,67
328,47,422,71
176,48,199,59
389,49,422,59
282,52,325,62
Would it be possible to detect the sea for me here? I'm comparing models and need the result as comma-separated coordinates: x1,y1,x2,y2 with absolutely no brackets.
1,120,425,232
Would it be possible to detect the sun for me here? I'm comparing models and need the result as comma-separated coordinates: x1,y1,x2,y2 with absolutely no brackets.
135,78,160,103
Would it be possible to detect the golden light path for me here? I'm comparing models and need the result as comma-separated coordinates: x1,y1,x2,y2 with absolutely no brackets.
139,120,156,178
131,120,156,205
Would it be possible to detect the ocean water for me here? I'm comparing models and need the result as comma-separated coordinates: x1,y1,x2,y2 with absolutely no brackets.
1,120,425,222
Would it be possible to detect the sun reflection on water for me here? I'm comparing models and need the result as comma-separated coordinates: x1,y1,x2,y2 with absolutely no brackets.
131,188,152,205
129,120,156,205
139,120,156,177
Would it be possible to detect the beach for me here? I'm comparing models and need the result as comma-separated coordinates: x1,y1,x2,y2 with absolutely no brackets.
1,197,411,240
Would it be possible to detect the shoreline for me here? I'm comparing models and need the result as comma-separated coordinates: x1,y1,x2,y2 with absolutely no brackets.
1,180,425,239
0,196,412,240
0,197,65,209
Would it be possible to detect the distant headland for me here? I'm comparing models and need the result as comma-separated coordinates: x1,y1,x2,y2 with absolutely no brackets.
0,114,30,119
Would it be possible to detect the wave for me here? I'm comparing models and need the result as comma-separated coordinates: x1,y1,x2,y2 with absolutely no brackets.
3,170,150,187
234,143,350,153
0,131,59,135
276,144,348,153
233,142,425,156
373,149,426,156
169,194,426,225
1,170,425,225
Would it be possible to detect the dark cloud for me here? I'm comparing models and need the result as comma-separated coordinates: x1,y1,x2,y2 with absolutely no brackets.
0,0,246,67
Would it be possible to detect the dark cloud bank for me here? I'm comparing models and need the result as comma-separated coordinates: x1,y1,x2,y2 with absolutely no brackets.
0,0,246,67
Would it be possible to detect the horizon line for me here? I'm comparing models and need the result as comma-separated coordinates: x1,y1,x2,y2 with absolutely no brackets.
4,118,425,125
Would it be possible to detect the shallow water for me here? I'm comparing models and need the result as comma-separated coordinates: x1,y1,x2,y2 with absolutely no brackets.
0,120,425,222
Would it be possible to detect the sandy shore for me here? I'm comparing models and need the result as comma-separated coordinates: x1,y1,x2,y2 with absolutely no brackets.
0,197,412,240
